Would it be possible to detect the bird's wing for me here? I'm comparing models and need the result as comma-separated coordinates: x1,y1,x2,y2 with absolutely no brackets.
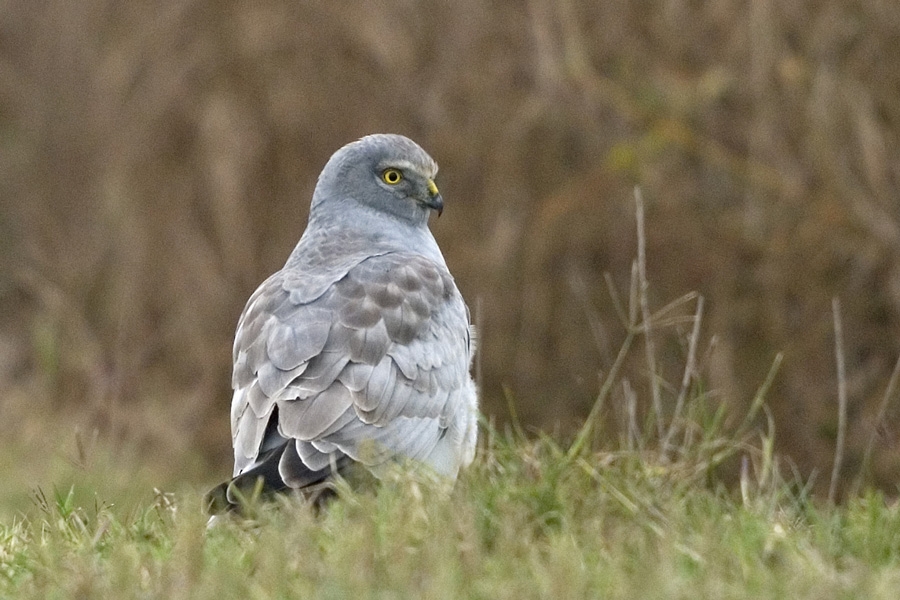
230,252,475,481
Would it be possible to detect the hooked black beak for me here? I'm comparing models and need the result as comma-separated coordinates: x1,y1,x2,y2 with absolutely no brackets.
424,179,443,217
424,194,444,217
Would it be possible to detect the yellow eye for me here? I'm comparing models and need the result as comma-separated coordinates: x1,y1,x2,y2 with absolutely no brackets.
381,168,403,185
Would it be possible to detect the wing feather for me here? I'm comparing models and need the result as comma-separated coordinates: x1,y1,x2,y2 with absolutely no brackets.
229,250,476,483
295,440,340,471
277,382,354,441
266,311,331,370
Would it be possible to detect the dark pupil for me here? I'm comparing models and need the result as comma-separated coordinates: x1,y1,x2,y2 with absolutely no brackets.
387,171,398,182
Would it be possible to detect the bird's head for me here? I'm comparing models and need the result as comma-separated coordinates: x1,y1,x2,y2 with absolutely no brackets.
312,134,443,226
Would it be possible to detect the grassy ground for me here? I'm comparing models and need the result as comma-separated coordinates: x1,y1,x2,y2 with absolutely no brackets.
2,427,900,600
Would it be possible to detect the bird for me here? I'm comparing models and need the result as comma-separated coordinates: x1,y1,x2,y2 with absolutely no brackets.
205,134,478,515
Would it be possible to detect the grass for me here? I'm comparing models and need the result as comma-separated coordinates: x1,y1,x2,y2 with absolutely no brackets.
2,431,900,600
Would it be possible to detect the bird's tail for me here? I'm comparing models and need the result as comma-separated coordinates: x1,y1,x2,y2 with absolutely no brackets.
204,443,349,516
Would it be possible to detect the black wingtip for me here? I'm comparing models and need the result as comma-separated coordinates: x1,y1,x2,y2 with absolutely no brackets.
203,444,352,516
203,481,232,515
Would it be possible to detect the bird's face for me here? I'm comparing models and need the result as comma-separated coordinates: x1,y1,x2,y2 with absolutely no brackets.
373,158,444,218
315,134,443,226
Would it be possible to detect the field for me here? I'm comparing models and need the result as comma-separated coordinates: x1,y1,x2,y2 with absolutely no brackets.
3,415,900,599
2,0,900,596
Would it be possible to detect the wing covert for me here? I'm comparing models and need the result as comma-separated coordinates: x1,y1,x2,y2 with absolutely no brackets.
230,251,475,479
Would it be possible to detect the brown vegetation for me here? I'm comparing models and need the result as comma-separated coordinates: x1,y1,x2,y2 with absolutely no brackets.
1,0,899,496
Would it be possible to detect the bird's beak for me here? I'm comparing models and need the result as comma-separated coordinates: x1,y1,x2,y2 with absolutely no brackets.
423,179,443,217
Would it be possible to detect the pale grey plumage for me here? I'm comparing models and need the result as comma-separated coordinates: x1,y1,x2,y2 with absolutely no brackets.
207,134,477,513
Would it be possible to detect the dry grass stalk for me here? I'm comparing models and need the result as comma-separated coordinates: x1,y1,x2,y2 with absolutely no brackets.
828,297,848,505
850,354,900,496
634,187,664,440
662,295,705,457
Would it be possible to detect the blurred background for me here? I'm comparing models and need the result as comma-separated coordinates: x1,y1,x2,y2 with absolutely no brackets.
1,0,899,508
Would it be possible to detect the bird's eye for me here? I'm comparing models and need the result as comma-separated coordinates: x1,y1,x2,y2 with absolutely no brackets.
381,169,403,185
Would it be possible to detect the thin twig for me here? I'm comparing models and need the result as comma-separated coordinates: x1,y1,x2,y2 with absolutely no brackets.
737,352,784,434
740,455,751,508
828,297,848,505
623,378,639,452
631,315,699,332
647,291,699,324
635,187,664,440
566,329,635,460
604,272,629,327
758,405,777,489
629,260,639,326
662,295,705,456
502,384,527,442
569,270,612,367
851,354,900,496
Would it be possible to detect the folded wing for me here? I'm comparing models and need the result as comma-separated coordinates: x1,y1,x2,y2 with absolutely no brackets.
230,252,476,486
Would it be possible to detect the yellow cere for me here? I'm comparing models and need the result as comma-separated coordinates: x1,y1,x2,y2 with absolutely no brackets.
427,179,439,196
